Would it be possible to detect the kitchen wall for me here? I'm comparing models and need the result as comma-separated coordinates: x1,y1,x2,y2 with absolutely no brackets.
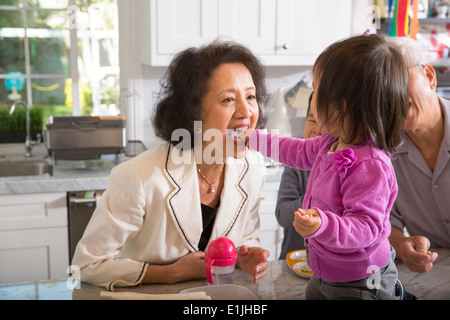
118,0,313,149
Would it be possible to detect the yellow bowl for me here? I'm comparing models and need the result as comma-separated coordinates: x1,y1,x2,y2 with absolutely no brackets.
286,250,313,279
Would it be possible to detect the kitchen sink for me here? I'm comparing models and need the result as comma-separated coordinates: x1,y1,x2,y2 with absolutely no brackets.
0,158,51,177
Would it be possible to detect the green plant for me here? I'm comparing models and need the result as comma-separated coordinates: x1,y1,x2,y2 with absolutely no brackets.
0,105,44,132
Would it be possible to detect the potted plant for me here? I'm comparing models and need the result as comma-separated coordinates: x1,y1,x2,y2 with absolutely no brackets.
0,104,44,143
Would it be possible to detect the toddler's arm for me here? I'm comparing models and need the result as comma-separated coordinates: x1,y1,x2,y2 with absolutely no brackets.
248,129,318,170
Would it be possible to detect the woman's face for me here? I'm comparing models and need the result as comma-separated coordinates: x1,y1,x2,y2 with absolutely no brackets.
200,62,259,160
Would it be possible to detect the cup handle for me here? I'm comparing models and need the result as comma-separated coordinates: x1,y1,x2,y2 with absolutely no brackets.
206,258,215,284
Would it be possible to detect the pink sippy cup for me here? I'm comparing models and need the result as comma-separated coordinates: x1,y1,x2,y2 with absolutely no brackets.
205,237,237,285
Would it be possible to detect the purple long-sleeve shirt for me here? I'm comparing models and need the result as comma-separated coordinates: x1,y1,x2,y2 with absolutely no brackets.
251,130,396,282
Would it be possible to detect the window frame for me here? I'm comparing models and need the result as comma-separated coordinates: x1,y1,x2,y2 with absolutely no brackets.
1,0,88,116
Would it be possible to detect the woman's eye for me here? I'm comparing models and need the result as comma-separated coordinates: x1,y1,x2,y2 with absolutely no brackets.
222,97,234,103
247,95,256,100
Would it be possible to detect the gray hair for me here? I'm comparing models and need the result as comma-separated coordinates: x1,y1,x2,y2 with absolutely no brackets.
386,37,427,66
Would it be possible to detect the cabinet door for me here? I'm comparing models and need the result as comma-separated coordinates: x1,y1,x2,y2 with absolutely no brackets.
147,0,276,66
149,0,218,65
144,0,359,66
0,193,67,231
217,0,276,55
0,227,69,283
258,179,282,261
276,0,354,65
0,193,69,283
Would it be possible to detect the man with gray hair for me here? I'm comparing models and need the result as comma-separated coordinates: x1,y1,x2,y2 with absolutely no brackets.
387,37,450,273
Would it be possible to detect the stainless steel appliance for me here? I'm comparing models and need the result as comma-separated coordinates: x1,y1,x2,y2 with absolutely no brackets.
46,116,126,160
67,190,104,263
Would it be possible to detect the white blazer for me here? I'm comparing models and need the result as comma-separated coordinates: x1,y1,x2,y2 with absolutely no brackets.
72,143,266,289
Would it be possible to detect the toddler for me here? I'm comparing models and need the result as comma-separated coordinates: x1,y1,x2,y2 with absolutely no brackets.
250,34,409,299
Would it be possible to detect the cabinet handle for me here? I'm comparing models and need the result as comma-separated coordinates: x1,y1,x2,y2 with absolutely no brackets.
69,197,97,204
282,43,290,50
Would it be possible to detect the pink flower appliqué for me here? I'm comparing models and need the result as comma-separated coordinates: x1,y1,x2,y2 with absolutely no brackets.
332,148,357,177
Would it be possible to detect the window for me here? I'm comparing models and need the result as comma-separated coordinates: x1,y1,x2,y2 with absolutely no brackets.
0,0,119,129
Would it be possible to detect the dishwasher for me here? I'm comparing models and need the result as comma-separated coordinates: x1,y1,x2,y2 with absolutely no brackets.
67,190,104,263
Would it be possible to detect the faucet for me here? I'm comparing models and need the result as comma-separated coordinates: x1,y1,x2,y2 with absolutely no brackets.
10,100,41,158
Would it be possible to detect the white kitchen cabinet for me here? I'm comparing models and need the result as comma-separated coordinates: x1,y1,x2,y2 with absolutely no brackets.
143,0,277,66
0,193,69,283
147,0,219,61
216,0,277,56
275,0,354,65
258,176,283,261
143,0,366,66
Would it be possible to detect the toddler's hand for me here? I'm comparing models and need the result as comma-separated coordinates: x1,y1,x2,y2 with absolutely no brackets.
293,208,322,237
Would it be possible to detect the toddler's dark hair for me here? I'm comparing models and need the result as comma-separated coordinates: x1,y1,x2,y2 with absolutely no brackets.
313,34,409,154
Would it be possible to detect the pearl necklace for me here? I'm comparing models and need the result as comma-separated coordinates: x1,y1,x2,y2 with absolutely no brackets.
197,165,225,193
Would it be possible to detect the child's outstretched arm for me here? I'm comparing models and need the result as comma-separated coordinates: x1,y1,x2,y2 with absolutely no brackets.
247,129,319,170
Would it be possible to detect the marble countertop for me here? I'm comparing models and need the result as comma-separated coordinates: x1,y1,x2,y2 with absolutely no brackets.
0,154,283,196
70,248,450,300
72,260,308,300
397,248,450,300
1,248,448,300
0,160,113,195
0,152,132,195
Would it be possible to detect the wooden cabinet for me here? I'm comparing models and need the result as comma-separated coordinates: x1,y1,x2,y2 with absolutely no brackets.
143,0,364,66
0,193,69,283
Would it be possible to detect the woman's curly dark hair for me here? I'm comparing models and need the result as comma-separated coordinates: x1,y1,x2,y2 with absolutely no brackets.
152,40,269,146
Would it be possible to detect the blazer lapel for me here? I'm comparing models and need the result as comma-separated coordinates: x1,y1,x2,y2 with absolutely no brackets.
163,144,250,251
163,145,203,251
209,156,249,242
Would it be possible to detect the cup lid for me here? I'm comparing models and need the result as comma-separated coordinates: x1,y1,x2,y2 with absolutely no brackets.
205,237,237,266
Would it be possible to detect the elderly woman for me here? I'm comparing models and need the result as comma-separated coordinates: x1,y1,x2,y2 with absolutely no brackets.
72,41,270,290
